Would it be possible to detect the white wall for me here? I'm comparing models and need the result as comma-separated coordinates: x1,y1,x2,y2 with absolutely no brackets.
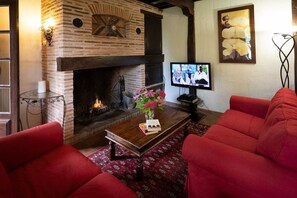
163,0,294,113
19,0,42,128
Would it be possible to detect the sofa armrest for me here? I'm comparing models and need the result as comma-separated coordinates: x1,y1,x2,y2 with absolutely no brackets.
0,162,13,198
230,95,270,118
0,122,63,171
182,135,297,198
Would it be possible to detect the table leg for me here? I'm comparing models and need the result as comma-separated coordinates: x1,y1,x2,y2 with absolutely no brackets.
136,157,143,180
25,102,30,129
109,141,115,160
40,99,45,124
184,122,190,137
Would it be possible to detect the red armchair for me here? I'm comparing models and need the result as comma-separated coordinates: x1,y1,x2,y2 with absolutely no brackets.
0,122,137,198
182,88,297,198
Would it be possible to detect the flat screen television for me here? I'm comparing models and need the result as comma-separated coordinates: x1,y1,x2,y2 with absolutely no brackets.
170,62,212,93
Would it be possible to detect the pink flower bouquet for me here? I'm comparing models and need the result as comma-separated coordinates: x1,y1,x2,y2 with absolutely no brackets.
133,88,166,118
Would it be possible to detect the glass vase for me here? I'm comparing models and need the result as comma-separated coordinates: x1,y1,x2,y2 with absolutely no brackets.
145,109,155,120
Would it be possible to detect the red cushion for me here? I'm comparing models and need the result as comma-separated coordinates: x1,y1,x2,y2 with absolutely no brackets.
0,122,63,171
265,104,297,126
183,135,297,198
230,95,270,119
265,88,297,120
204,125,258,152
0,163,13,198
258,88,297,171
216,109,265,138
257,120,297,171
68,172,137,198
8,145,102,198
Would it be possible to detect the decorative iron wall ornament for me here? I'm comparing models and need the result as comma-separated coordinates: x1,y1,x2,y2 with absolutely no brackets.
91,15,127,37
87,3,133,37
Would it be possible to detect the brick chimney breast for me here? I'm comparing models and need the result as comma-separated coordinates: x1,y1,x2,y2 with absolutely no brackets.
41,0,162,144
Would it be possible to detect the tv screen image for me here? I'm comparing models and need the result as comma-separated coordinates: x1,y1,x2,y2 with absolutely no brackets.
170,62,212,90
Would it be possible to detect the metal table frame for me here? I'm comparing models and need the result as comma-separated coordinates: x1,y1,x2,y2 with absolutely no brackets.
20,90,65,128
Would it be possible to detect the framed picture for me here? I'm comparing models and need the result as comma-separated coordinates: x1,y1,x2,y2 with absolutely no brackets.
218,5,256,63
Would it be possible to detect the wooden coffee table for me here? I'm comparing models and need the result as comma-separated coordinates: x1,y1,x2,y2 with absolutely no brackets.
105,106,191,179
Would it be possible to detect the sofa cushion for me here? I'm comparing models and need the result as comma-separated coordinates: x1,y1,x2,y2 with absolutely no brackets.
204,125,258,152
216,109,265,138
0,122,63,172
8,144,102,198
68,172,137,198
257,119,297,172
0,163,13,198
265,88,297,121
265,104,297,127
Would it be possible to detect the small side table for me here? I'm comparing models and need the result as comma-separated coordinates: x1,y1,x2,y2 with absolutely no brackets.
20,90,65,128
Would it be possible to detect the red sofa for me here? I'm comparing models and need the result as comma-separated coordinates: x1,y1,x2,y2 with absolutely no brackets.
182,88,297,198
0,122,137,198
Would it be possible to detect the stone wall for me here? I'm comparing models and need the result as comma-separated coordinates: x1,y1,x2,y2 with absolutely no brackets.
41,0,162,143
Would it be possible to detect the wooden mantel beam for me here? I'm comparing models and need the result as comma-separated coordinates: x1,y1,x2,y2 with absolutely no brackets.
164,0,194,16
56,55,164,71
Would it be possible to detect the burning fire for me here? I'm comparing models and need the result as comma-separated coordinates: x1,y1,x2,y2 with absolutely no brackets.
92,98,104,109
89,97,108,114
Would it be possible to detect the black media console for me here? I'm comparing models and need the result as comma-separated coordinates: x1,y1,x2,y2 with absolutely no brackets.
177,93,203,121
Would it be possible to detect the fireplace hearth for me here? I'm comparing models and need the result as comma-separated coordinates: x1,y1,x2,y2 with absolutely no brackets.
54,54,145,144
73,66,142,135
74,67,123,119
74,108,141,135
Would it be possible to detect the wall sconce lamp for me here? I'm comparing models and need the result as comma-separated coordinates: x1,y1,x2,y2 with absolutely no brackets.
41,18,55,46
272,33,296,88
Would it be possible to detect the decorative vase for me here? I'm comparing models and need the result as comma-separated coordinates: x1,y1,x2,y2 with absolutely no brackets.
145,109,155,120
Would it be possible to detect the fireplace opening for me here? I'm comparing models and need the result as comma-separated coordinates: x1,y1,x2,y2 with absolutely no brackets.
73,67,140,134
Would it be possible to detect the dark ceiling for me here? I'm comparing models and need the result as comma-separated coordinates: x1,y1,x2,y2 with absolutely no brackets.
137,0,199,10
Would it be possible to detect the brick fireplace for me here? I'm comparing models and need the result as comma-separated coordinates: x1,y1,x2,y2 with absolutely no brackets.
41,0,162,144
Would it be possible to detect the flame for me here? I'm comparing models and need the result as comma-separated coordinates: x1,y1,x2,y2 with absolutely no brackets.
92,98,104,109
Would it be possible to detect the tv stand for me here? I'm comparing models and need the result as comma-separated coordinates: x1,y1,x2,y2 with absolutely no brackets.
177,93,203,121
189,87,196,96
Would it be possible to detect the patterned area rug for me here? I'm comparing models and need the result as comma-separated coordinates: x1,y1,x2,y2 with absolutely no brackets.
88,122,210,198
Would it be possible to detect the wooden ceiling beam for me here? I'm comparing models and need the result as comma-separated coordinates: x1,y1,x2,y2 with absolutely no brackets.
163,0,194,16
